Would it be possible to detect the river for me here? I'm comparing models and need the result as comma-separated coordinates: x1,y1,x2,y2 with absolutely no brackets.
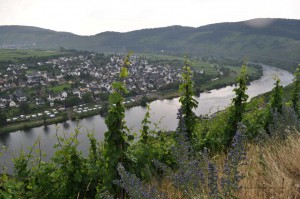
0,64,294,173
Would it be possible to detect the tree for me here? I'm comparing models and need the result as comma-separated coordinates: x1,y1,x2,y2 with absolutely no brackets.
19,102,31,114
140,105,151,144
179,58,198,141
42,113,47,127
103,53,132,198
265,76,283,132
0,112,7,127
82,92,93,104
224,63,248,146
269,76,283,114
65,95,80,107
98,93,110,101
140,95,148,107
59,46,66,52
291,64,300,116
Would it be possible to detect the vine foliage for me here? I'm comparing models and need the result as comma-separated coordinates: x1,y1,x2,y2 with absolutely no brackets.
103,53,132,197
224,63,248,146
265,76,283,132
179,58,198,141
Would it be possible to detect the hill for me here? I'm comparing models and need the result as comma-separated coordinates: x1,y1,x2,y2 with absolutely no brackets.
1,18,300,66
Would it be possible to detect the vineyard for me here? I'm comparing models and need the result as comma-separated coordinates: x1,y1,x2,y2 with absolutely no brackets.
1,55,300,199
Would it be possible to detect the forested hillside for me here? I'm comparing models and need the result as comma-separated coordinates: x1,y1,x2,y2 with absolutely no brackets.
1,18,300,68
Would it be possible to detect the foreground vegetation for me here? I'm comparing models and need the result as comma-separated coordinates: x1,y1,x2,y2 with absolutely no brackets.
238,131,300,198
0,54,299,198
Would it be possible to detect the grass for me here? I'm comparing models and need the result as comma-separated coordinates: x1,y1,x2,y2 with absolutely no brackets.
236,133,300,198
227,65,258,76
153,130,300,198
135,53,219,76
200,65,261,90
134,53,185,61
25,69,36,75
0,49,68,63
192,60,218,76
49,83,71,93
200,73,236,90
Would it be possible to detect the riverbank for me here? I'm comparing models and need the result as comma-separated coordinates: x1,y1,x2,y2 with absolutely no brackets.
0,96,159,134
0,116,67,134
149,67,263,100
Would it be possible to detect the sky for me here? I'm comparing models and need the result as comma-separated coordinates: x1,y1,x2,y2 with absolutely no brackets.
0,0,299,35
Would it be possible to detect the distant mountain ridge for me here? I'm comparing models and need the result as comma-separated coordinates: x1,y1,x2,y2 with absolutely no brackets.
1,18,300,62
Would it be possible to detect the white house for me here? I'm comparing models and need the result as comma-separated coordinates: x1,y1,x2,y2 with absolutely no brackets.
9,100,16,107
18,96,27,102
61,91,68,100
72,89,81,98
0,103,5,108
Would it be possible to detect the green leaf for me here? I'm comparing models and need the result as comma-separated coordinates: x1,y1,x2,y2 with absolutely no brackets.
112,81,123,90
120,67,128,78
109,93,122,104
128,135,134,141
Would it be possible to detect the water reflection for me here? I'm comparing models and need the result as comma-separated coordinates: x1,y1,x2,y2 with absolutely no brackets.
63,122,70,129
24,127,36,138
0,133,10,146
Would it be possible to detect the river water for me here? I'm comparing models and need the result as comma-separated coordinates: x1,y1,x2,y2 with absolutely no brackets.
0,64,294,173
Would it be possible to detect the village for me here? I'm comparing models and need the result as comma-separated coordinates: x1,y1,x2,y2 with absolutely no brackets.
0,52,186,125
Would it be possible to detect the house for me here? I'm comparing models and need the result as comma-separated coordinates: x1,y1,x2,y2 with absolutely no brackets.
0,103,6,108
48,94,64,101
36,98,45,106
14,89,27,102
61,91,68,100
18,96,27,102
9,100,16,107
72,89,81,98
80,88,88,92
49,101,54,107
47,94,55,101
90,87,100,95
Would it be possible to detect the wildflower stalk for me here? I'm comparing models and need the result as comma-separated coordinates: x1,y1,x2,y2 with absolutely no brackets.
291,64,300,117
115,163,163,199
221,123,247,198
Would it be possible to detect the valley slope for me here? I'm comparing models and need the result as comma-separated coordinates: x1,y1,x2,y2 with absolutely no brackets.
1,18,300,68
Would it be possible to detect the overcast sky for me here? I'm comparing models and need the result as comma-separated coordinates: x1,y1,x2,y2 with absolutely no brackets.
0,0,299,35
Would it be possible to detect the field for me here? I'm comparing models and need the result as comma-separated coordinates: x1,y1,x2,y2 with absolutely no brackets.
135,53,185,61
0,49,68,62
192,60,218,76
136,53,219,76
